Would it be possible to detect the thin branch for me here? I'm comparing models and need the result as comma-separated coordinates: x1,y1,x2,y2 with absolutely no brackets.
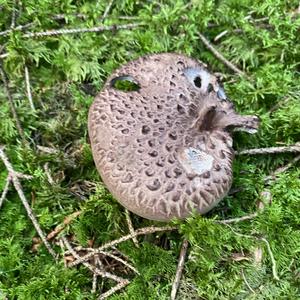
62,237,126,283
125,209,139,247
260,238,279,281
24,65,35,110
198,33,248,78
23,23,141,38
0,64,26,141
100,0,114,22
216,212,258,224
264,154,300,183
69,226,177,267
237,143,300,155
241,269,256,294
99,250,139,275
0,147,57,259
171,238,189,300
0,22,33,37
10,0,18,29
98,281,129,300
46,211,82,240
0,176,11,209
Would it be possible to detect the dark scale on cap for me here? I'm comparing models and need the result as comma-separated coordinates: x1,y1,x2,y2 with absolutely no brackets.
88,53,259,221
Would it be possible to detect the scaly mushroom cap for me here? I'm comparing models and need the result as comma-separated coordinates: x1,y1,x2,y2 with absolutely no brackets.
88,53,259,221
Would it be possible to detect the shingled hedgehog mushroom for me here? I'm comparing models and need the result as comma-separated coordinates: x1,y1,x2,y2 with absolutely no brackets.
88,53,259,221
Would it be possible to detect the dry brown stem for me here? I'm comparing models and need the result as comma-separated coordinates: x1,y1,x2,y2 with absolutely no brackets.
198,33,248,78
171,238,189,300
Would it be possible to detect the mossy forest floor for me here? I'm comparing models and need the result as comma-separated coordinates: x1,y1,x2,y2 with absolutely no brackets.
0,1,300,299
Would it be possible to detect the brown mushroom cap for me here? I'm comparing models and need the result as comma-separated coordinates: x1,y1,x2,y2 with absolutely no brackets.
88,53,259,221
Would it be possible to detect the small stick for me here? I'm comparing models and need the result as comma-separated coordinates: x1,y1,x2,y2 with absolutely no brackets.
214,30,228,42
0,22,33,37
62,237,126,283
98,280,129,300
264,154,300,183
100,250,139,274
69,226,177,267
241,269,255,294
46,211,82,240
0,176,11,209
237,143,300,155
10,0,18,29
100,0,114,22
198,33,247,78
260,238,279,280
24,65,35,110
216,212,258,224
23,23,141,38
92,255,99,293
125,209,139,247
0,147,57,259
171,238,189,300
0,64,26,141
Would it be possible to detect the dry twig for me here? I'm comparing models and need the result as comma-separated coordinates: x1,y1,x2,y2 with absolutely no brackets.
69,226,177,267
264,154,300,183
241,269,255,294
61,237,130,299
23,23,141,38
46,211,82,240
198,33,248,78
0,147,57,259
100,0,114,22
171,238,189,300
237,143,300,155
125,209,139,247
216,213,258,224
0,176,10,209
24,65,35,110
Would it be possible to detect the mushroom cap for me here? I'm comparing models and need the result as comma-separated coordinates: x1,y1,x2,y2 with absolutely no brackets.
88,53,259,221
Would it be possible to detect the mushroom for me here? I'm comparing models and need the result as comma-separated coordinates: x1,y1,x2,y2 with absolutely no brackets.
88,53,259,221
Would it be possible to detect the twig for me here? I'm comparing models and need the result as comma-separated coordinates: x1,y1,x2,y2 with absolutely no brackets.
198,33,248,78
100,0,114,22
0,176,11,209
171,238,189,300
24,65,35,110
62,237,130,299
23,23,141,38
62,237,126,283
10,0,18,29
260,238,279,280
264,154,300,183
46,211,82,240
216,212,258,224
98,281,129,300
92,255,99,293
0,22,33,37
241,269,255,293
99,250,139,274
0,64,26,141
125,209,139,247
0,147,57,259
0,53,9,59
237,143,300,155
69,226,177,267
